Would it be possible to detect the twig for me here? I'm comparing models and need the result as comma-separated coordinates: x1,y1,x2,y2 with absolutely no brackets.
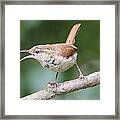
21,71,100,100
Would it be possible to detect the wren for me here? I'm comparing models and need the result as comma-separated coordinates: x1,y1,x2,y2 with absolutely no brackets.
20,23,84,81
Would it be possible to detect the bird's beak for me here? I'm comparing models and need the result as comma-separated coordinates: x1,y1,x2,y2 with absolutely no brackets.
20,55,36,62
20,49,29,53
20,49,36,62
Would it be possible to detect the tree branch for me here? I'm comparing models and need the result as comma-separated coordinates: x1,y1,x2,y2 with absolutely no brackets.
21,71,100,100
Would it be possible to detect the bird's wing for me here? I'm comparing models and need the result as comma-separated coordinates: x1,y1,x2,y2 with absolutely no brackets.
52,44,77,57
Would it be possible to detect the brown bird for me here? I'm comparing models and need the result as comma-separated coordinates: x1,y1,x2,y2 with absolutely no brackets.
20,23,84,81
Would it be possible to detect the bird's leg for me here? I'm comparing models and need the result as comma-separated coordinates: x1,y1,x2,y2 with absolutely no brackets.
75,62,85,79
55,72,59,81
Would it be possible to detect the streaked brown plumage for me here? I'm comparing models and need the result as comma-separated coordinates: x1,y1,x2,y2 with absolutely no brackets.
29,43,77,58
21,23,83,81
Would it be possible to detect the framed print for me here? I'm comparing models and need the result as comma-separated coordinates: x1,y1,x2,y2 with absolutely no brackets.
0,0,119,119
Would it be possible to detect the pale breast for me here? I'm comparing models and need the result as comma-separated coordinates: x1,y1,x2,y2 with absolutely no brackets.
38,50,77,72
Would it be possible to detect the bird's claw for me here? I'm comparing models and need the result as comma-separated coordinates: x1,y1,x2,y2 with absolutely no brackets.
79,75,86,80
47,81,59,93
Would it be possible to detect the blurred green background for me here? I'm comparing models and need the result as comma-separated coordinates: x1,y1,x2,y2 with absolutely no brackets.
20,20,100,100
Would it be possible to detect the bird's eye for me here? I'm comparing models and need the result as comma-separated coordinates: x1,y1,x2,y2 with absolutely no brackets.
35,50,40,54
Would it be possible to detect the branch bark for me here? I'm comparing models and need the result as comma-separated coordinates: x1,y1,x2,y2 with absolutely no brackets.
21,71,100,100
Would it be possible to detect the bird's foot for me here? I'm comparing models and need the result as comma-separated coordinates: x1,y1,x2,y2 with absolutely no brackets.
47,81,59,93
79,74,86,80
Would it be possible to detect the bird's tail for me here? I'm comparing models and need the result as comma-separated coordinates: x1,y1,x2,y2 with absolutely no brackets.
66,23,81,45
